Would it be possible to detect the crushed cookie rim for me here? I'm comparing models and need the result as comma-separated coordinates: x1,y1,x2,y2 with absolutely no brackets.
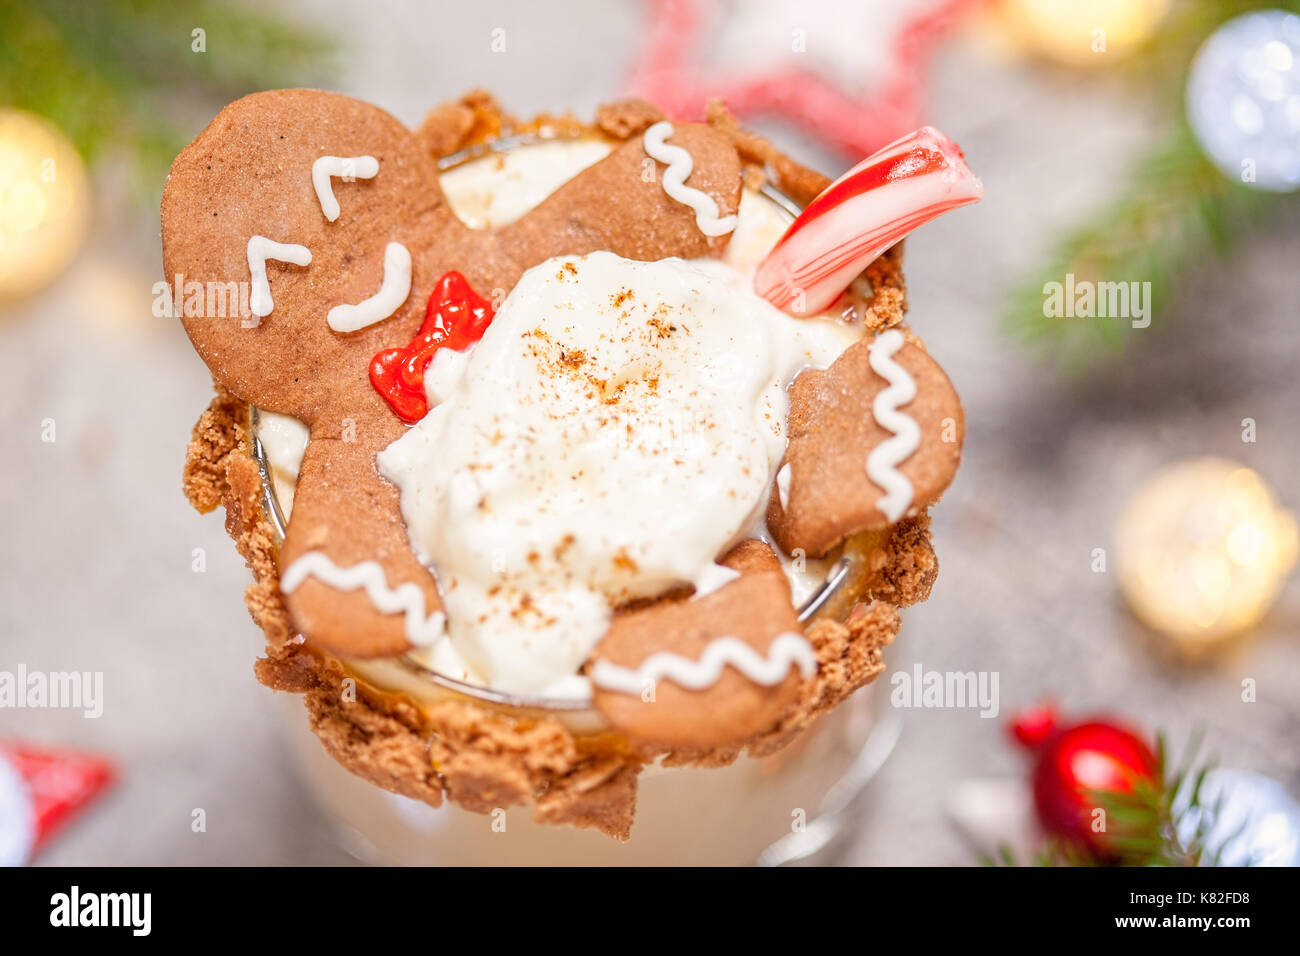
250,127,861,713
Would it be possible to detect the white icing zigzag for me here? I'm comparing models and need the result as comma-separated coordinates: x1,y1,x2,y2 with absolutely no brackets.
247,236,312,318
327,241,413,333
865,329,921,522
312,155,379,222
280,551,445,646
589,632,817,695
642,121,739,238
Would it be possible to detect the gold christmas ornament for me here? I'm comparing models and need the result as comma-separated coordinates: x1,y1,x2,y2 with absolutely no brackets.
0,109,92,303
998,0,1171,67
1115,457,1298,651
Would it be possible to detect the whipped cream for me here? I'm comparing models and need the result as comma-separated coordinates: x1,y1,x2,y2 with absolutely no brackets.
377,252,856,697
439,138,613,229
256,410,308,515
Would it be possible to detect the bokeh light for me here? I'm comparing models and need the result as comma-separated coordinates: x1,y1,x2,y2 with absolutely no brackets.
0,109,91,303
1115,457,1298,651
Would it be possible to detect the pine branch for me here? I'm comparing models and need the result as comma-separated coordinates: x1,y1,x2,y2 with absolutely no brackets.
1000,119,1283,368
0,0,336,199
1000,0,1300,369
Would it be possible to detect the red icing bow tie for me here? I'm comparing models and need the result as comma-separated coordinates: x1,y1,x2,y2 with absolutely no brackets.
370,271,495,422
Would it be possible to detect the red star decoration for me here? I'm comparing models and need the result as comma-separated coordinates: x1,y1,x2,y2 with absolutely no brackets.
1,741,114,861
627,0,984,158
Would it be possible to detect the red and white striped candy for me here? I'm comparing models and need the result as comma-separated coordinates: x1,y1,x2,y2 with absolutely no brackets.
754,126,983,315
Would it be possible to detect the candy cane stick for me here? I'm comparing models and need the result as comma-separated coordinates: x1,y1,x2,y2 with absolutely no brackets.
754,126,983,315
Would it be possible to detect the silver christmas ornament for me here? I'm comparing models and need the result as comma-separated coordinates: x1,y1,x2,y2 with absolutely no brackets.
1177,768,1300,866
1186,9,1300,192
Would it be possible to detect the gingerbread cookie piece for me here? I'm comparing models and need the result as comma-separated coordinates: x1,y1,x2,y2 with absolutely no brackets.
162,89,743,657
589,542,812,751
768,329,965,559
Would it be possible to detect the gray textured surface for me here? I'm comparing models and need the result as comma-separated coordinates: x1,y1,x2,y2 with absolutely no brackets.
1,1,1296,866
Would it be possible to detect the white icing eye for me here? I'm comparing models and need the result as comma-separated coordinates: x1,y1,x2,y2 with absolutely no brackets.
312,155,379,222
327,241,413,333
247,236,312,318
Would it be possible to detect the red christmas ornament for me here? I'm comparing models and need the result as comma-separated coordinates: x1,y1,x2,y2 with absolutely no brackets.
1010,704,1160,860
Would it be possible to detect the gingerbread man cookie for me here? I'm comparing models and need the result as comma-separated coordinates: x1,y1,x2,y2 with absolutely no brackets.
163,89,742,658
170,89,978,770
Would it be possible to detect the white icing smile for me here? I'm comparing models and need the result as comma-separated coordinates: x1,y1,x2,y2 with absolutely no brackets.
377,251,853,697
327,241,412,333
